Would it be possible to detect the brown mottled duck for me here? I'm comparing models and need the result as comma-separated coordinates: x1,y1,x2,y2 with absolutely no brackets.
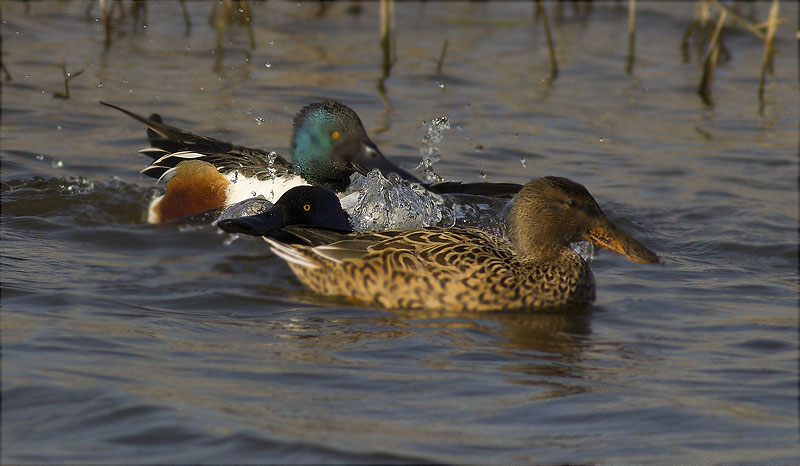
259,176,661,312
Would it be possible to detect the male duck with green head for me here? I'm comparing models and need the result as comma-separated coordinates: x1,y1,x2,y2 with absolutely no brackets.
102,100,424,223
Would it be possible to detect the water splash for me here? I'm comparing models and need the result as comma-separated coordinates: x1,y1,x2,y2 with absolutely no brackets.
218,196,272,221
56,176,94,193
417,116,449,183
345,170,447,231
343,170,511,236
266,152,278,181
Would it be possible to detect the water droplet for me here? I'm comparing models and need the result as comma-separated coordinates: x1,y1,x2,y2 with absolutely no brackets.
520,157,527,168
255,116,265,125
418,117,450,183
267,152,278,180
96,81,104,87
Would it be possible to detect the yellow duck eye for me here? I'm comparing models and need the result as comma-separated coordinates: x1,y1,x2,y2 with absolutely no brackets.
331,131,340,140
303,203,311,212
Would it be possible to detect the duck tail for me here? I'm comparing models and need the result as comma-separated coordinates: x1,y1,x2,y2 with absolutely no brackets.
264,238,320,269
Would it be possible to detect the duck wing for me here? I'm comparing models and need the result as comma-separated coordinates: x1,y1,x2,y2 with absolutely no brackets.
101,101,293,180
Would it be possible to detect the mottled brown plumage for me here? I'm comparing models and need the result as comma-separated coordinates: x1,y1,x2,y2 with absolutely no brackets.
267,176,661,311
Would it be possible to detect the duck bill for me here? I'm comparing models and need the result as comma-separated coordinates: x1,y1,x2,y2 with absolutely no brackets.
355,139,422,183
585,218,662,264
217,205,285,237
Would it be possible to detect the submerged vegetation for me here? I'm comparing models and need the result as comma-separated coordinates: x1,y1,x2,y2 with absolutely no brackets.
52,56,84,100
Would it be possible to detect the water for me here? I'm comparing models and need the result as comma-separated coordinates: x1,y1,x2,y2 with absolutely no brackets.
2,1,797,463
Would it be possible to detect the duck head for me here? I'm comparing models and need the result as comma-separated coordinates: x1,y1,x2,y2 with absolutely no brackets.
217,185,350,236
508,176,661,263
290,101,420,191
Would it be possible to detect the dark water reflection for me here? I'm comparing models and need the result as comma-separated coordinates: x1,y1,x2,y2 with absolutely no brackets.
2,1,798,463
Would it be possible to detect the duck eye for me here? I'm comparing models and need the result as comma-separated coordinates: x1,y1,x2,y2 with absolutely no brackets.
566,199,578,208
330,131,340,140
303,203,311,212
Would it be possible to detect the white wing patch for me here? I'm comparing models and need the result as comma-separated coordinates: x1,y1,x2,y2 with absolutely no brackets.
225,172,308,204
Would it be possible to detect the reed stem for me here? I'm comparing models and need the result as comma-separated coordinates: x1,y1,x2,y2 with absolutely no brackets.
380,0,395,78
436,39,449,75
535,0,558,80
698,9,727,105
179,0,192,35
758,0,779,102
626,0,636,75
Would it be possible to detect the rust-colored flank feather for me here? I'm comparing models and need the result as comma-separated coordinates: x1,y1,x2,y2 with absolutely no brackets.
151,160,230,223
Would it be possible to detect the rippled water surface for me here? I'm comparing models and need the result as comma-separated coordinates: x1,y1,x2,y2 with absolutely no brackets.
2,1,797,463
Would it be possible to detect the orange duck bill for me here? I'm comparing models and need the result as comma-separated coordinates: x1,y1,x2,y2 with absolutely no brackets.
585,217,662,264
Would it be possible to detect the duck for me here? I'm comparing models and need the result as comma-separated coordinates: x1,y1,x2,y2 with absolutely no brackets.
258,176,661,312
217,185,351,244
102,100,524,225
101,100,421,223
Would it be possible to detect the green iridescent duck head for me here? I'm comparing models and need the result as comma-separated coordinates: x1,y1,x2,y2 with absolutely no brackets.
508,176,661,263
290,101,420,192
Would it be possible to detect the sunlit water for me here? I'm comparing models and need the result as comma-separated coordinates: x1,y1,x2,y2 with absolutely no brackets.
2,2,797,463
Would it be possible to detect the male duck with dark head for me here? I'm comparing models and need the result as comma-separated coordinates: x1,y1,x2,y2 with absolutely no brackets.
262,176,661,312
217,185,351,244
101,100,420,223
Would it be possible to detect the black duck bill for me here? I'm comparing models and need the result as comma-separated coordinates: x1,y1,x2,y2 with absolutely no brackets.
585,216,662,264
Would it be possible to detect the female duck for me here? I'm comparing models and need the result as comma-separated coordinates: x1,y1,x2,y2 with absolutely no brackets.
264,176,661,312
